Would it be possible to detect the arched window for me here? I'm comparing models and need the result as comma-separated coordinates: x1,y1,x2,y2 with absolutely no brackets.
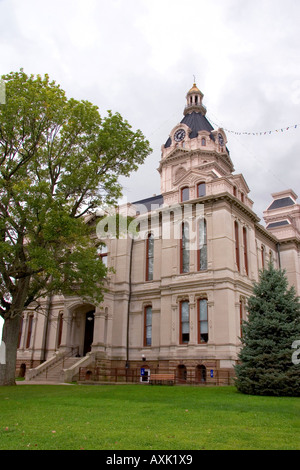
239,299,244,339
144,306,152,347
177,364,187,383
201,137,206,146
146,233,154,281
19,363,26,378
181,186,189,202
26,314,33,349
197,182,206,197
198,219,207,271
180,223,189,273
180,300,189,344
104,307,109,347
198,299,208,343
18,316,23,349
243,227,249,276
196,365,206,383
57,312,63,348
234,221,240,272
261,245,265,269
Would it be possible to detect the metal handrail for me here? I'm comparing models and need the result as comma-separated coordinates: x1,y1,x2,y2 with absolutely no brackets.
62,346,79,368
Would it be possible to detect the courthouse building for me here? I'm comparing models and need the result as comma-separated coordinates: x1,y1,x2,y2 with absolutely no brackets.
17,84,300,384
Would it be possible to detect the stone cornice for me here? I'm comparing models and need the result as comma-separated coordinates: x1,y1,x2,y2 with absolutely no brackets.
173,163,229,187
276,237,300,248
186,191,260,224
255,222,279,244
158,148,234,174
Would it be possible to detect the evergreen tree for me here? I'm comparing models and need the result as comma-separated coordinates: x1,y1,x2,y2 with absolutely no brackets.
235,263,300,397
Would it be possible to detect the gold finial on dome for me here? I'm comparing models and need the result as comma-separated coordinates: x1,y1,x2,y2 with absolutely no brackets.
184,81,206,116
188,83,201,94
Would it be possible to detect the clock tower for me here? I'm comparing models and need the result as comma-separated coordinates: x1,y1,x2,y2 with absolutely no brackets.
158,83,240,206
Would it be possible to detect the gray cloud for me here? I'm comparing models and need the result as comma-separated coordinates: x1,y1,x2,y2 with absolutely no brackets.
0,0,299,221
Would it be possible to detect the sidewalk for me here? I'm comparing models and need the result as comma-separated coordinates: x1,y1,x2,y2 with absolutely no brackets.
16,380,74,385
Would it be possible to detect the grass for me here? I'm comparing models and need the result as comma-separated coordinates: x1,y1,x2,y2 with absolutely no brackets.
0,384,299,450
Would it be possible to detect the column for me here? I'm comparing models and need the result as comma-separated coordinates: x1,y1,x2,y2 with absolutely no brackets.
92,306,106,354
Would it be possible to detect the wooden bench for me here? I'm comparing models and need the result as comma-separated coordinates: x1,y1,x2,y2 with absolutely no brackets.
149,373,175,385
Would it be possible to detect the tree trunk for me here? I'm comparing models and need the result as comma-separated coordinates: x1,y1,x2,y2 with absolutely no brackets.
0,315,22,386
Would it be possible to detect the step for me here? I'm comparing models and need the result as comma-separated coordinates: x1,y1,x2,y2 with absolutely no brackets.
30,356,82,382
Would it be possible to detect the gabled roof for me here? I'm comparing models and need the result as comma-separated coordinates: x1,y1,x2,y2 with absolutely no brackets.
230,173,251,194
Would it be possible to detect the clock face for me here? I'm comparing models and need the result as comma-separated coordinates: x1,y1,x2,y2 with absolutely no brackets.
218,133,224,145
174,129,186,142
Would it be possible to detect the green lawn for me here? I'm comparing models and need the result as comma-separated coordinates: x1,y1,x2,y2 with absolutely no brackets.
0,384,299,450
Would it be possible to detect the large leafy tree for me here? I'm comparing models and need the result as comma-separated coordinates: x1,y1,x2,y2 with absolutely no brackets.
0,70,151,385
235,263,300,397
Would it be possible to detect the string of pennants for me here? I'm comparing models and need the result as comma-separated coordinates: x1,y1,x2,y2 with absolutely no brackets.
225,124,299,136
207,116,299,136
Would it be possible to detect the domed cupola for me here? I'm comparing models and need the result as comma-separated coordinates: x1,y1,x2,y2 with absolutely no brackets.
164,83,214,149
184,83,207,116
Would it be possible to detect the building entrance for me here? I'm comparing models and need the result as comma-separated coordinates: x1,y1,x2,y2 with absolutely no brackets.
83,310,95,356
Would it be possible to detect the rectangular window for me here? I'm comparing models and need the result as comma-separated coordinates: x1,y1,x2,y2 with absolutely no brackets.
198,219,207,271
98,244,108,267
198,299,208,343
180,301,189,344
146,234,154,281
243,227,249,276
235,221,240,272
197,183,206,197
240,300,244,339
181,187,189,202
144,306,152,347
180,223,189,273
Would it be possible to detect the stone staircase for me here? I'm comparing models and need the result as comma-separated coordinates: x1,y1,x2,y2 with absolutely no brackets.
31,356,80,382
25,351,96,383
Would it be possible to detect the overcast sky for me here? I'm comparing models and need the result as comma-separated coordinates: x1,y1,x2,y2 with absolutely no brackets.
1,0,300,334
1,0,300,212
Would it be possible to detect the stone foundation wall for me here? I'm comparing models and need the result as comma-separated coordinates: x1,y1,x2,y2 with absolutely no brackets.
85,357,236,386
15,359,42,378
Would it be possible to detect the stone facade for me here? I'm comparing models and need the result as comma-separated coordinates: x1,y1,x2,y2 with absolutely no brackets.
17,84,300,384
